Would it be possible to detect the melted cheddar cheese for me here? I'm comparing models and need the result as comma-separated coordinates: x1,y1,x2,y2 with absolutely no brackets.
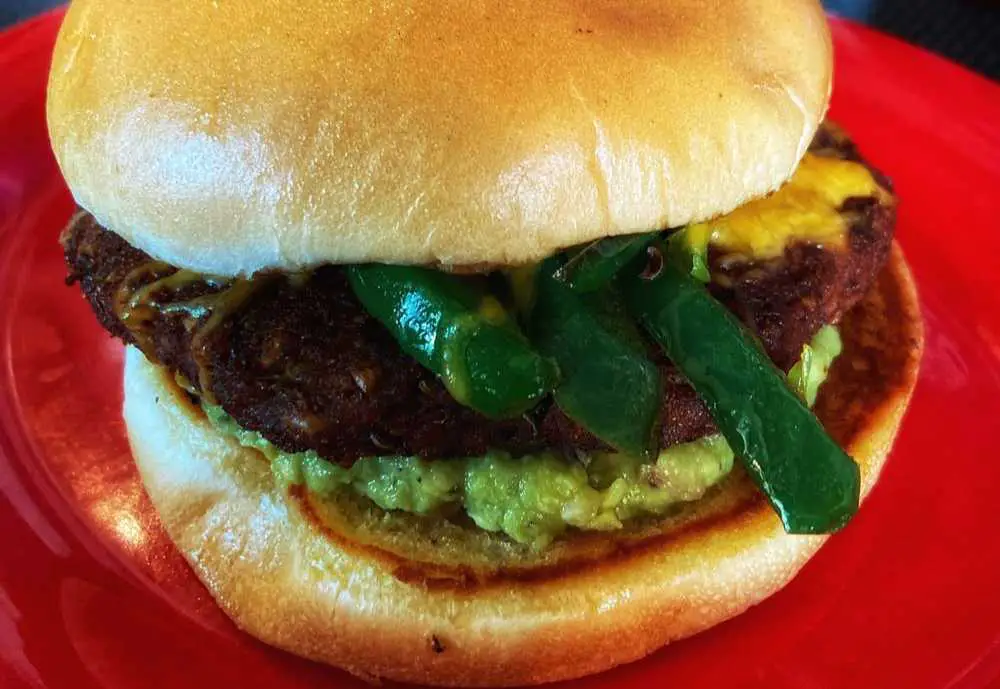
687,154,884,260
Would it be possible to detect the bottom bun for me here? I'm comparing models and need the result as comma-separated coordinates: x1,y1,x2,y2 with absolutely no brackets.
123,243,923,687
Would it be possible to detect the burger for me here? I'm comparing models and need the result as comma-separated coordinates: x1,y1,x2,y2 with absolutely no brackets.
47,0,923,685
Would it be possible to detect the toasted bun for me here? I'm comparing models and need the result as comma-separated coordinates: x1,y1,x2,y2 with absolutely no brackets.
122,244,922,686
48,0,831,275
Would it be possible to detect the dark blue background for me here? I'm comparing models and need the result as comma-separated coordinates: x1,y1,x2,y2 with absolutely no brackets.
1,1,997,80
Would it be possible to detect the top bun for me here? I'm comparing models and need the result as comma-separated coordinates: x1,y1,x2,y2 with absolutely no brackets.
47,0,831,276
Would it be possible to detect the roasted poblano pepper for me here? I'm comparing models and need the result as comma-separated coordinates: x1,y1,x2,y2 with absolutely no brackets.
346,264,559,418
555,232,658,293
620,246,860,534
531,259,661,457
667,226,711,283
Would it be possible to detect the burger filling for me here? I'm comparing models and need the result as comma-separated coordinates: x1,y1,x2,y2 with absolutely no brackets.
62,123,894,546
203,324,838,547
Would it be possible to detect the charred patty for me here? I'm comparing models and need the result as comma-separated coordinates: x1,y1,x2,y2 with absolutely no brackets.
62,129,894,465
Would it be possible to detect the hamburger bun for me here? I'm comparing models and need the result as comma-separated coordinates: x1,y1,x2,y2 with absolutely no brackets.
122,243,923,686
48,0,831,276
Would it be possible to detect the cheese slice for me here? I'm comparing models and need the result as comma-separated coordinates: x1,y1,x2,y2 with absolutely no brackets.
687,154,884,260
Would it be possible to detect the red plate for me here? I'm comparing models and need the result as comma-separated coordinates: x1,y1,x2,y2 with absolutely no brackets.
3,9,1000,689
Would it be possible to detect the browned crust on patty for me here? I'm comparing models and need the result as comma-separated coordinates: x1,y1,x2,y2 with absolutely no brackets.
62,127,895,464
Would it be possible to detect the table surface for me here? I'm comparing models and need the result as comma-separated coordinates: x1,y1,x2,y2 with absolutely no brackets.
1,0,998,81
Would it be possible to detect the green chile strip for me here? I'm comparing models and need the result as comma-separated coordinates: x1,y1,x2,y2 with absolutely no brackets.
666,228,711,283
554,232,658,293
532,259,661,457
346,264,559,418
620,248,860,534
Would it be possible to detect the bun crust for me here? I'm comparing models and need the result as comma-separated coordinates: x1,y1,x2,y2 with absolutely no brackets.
122,244,922,686
49,0,831,275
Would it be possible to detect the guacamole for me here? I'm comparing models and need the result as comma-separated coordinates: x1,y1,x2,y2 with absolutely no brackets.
204,327,840,547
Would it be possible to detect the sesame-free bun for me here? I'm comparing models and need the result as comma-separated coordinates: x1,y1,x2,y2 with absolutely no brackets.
122,244,922,686
48,0,831,276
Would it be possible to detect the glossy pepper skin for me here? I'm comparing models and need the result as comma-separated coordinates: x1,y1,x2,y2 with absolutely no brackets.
555,232,658,293
620,248,860,534
531,259,661,458
346,264,559,419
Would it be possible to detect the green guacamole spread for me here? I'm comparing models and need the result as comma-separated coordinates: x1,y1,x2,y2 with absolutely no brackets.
204,326,841,547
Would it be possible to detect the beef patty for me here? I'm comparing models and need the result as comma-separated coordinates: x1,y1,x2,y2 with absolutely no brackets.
62,131,895,465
